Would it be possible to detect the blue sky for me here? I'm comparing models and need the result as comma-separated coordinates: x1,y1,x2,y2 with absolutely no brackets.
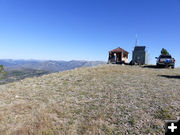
0,0,180,66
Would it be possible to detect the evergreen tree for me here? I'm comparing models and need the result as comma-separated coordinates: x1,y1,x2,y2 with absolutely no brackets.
161,48,169,55
0,65,7,79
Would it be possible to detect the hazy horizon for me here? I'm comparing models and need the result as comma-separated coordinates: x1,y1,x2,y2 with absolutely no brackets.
0,58,106,62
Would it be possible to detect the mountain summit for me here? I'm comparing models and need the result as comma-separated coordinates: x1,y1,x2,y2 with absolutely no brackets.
0,64,179,134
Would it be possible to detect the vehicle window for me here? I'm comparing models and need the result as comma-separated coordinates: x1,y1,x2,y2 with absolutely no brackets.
160,55,172,58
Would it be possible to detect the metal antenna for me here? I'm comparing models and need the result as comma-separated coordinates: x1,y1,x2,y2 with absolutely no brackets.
135,34,138,46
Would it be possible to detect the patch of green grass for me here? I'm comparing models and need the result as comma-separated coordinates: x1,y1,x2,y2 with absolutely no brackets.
141,126,154,134
155,107,175,120
42,129,55,135
128,117,136,127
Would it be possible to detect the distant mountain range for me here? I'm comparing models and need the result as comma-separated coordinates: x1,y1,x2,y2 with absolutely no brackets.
0,59,106,72
0,59,106,84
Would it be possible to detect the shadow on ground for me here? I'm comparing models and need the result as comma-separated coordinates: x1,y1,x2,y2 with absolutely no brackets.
143,65,158,69
158,75,180,79
143,65,174,69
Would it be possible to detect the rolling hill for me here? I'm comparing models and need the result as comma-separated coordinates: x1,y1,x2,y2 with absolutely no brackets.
0,64,179,135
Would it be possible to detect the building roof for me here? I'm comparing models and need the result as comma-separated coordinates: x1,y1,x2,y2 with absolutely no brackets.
134,46,146,51
110,47,129,54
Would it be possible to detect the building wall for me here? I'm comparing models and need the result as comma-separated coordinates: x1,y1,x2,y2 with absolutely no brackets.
122,57,128,63
145,52,148,65
132,50,148,64
108,52,128,64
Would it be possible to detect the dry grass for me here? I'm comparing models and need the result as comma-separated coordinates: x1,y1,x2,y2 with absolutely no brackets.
0,64,180,135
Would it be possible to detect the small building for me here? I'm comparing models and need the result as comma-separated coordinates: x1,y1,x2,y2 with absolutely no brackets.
108,47,129,64
132,46,148,65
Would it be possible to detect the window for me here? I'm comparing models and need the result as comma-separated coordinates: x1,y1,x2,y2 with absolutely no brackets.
123,53,128,58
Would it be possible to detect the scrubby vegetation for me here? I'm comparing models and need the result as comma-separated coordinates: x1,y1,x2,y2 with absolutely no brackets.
0,68,50,85
161,48,170,55
0,65,7,79
0,64,179,135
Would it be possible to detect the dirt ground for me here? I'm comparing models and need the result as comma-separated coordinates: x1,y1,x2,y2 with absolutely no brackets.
0,64,179,135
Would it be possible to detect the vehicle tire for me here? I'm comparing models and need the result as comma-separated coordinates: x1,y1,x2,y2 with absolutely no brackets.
171,66,174,69
156,64,160,68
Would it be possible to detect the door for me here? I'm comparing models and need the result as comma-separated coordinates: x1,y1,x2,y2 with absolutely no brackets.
116,53,122,62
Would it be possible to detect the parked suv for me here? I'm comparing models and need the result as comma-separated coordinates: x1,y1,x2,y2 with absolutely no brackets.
156,55,175,68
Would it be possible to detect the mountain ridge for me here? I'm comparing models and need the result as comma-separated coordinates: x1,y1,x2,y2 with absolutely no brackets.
0,59,106,72
0,59,105,85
